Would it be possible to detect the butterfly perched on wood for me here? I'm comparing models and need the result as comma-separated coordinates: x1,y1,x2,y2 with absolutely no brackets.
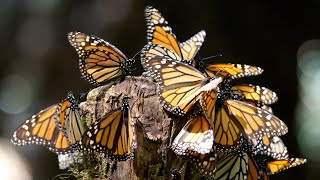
79,97,137,160
68,31,135,86
11,91,83,154
55,91,87,148
141,6,206,72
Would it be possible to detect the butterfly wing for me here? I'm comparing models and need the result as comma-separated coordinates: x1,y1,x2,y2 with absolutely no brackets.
179,30,206,64
145,56,222,116
55,92,86,147
201,90,242,151
214,142,260,180
144,6,183,59
68,31,130,85
11,105,71,154
266,158,307,175
231,85,278,105
79,100,136,160
172,115,213,155
187,151,217,176
204,63,263,79
142,6,205,70
224,100,288,139
251,135,289,160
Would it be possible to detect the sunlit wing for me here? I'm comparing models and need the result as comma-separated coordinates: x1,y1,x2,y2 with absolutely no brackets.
180,30,206,63
11,105,71,154
224,100,288,138
68,31,133,85
204,63,263,79
141,6,205,70
144,6,183,58
79,99,136,160
231,85,278,105
201,91,242,151
145,56,222,116
172,114,213,155
266,158,307,175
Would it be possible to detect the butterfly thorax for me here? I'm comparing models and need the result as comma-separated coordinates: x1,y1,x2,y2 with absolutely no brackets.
121,58,135,75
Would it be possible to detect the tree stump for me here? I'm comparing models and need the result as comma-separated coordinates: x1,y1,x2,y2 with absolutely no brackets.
78,76,197,180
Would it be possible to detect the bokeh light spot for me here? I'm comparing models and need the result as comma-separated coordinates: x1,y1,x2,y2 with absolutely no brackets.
0,74,33,114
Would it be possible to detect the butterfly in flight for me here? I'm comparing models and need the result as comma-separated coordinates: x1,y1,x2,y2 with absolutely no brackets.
68,31,135,86
79,97,137,160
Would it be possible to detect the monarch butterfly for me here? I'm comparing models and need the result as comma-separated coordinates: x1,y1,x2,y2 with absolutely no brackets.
79,97,136,160
141,6,206,71
198,63,264,80
215,82,287,159
229,84,278,105
213,141,261,180
55,91,86,148
145,56,223,116
201,90,288,151
68,31,135,86
11,100,75,154
172,111,214,155
255,155,307,179
216,82,277,113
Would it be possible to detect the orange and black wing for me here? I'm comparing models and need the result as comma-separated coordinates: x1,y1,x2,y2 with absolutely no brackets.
231,85,278,105
266,158,307,175
68,31,133,86
141,6,205,69
251,135,289,160
79,99,136,160
55,92,86,147
144,6,183,59
145,56,223,116
179,30,206,64
223,100,288,142
172,114,213,155
204,63,263,79
201,91,242,151
11,104,70,154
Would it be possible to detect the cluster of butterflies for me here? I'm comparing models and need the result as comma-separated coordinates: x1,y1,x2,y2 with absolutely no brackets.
11,6,306,179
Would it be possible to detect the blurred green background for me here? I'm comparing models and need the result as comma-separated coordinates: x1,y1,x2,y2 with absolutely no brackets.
0,0,319,179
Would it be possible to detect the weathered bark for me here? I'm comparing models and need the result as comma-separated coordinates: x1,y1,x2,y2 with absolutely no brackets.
78,76,196,180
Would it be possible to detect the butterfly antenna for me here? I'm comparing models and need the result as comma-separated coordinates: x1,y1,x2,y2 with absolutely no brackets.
201,54,223,61
131,49,143,61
